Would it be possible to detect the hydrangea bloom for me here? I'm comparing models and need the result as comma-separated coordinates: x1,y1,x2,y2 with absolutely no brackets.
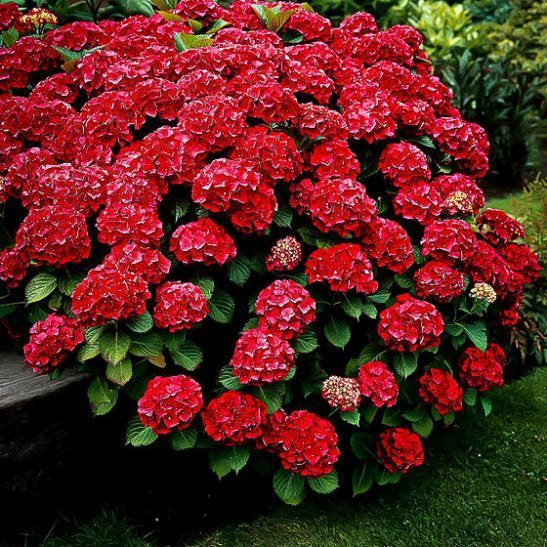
458,344,506,392
418,368,463,415
357,361,399,408
377,427,425,474
153,282,208,332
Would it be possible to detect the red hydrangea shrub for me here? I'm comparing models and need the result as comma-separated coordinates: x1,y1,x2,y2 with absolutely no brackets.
0,1,540,504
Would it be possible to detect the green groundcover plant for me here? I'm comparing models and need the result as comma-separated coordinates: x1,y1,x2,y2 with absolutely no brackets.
0,0,542,505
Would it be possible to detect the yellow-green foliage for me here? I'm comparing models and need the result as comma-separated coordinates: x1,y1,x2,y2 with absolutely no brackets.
382,0,481,60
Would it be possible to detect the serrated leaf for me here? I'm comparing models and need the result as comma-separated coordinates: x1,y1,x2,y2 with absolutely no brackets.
196,277,215,300
115,0,155,16
170,338,203,371
268,9,294,32
402,405,426,423
352,463,374,496
324,316,351,349
445,323,464,337
208,289,235,324
307,469,338,494
381,407,401,427
253,383,286,414
174,32,214,52
204,19,231,35
87,376,118,416
362,302,377,319
341,295,362,319
126,311,154,333
393,353,418,378
0,303,18,319
78,343,101,362
361,406,378,424
463,388,477,406
106,358,133,386
459,321,488,352
169,428,197,451
341,409,360,426
412,415,434,438
295,328,319,355
129,331,164,357
273,469,305,505
25,272,57,304
413,246,426,265
209,445,250,478
126,416,157,447
158,10,182,20
227,254,252,286
150,0,176,9
100,331,130,365
394,274,413,289
367,290,391,304
273,204,293,228
148,354,166,368
218,365,242,390
85,325,105,344
58,274,84,296
377,469,401,485
173,199,191,222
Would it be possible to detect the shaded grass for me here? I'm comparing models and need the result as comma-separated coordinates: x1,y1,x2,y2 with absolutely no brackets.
43,367,547,547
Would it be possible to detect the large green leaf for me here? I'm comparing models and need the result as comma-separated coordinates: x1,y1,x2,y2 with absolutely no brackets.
87,376,118,416
352,462,375,497
170,338,203,371
459,321,488,352
412,415,434,438
169,428,198,451
393,353,418,378
272,469,306,505
295,328,319,355
100,331,131,365
226,254,252,286
126,416,157,447
25,272,57,304
129,331,163,357
106,358,133,386
253,383,286,414
208,289,235,324
126,311,154,333
324,316,351,349
307,470,339,495
209,445,250,478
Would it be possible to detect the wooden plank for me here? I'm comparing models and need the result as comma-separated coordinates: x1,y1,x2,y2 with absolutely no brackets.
0,352,87,409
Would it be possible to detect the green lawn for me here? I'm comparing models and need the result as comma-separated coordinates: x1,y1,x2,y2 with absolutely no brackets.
44,367,547,547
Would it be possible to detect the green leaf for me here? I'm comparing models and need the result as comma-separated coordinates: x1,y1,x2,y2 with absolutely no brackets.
272,469,305,505
381,407,401,427
307,469,339,494
196,277,215,300
412,415,434,438
341,409,360,427
126,311,154,333
218,365,242,390
394,274,413,289
226,254,252,286
324,316,351,349
169,428,197,451
106,358,133,386
78,343,101,362
87,376,118,416
253,384,286,414
295,328,319,355
0,303,18,319
129,331,163,357
413,246,426,265
459,321,488,352
1,26,19,48
57,273,84,296
100,331,131,365
362,302,377,319
361,406,377,424
352,463,374,496
209,445,250,478
268,9,294,32
392,353,418,378
150,0,176,9
208,289,235,324
204,19,231,35
25,272,57,304
480,396,493,417
377,469,401,486
170,338,203,371
463,388,477,406
350,432,372,459
114,0,154,16
445,323,464,337
126,416,157,447
173,199,190,222
174,32,214,52
402,405,426,423
273,203,293,228
341,295,363,319
368,290,391,304
85,325,105,344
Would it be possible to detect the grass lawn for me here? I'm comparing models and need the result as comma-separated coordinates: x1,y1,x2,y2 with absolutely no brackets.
43,367,547,547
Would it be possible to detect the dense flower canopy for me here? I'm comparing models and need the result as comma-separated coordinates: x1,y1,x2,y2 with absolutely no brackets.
0,0,540,503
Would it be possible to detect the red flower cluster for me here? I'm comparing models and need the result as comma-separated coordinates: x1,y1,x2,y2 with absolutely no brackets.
170,218,237,266
421,219,477,262
414,260,465,303
476,209,526,246
138,375,203,435
458,344,506,392
418,368,463,415
255,279,315,340
379,142,430,188
378,294,444,352
377,427,425,474
153,282,208,332
230,327,295,384
23,313,84,374
201,390,267,445
261,410,340,477
357,361,399,408
305,244,378,294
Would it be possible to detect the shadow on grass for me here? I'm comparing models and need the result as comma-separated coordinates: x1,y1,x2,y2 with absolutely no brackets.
30,367,547,546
